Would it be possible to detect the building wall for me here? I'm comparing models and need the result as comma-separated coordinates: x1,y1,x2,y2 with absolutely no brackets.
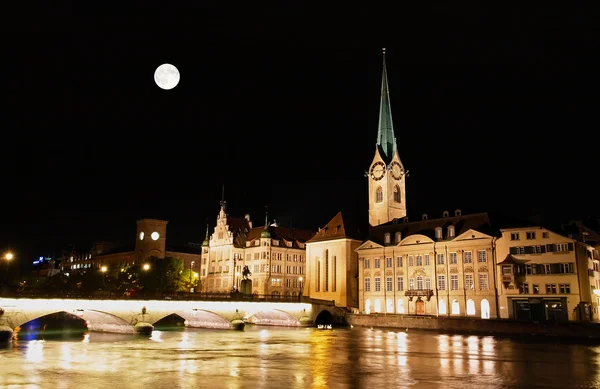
305,238,361,308
495,227,599,321
356,229,498,319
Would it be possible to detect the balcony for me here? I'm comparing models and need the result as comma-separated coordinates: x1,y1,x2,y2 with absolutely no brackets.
405,289,434,301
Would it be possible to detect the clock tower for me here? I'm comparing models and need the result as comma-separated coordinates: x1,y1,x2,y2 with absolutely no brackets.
367,49,407,227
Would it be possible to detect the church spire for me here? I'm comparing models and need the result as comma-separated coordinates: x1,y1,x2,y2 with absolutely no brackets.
261,209,271,238
202,223,210,247
376,48,397,163
219,185,227,211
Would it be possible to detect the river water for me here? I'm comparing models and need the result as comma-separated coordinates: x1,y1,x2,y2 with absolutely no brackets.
0,326,598,389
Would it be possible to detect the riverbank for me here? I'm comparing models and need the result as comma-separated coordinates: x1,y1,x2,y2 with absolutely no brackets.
346,313,600,340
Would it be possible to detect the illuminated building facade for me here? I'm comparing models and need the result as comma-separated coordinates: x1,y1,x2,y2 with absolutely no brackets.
200,200,313,297
309,49,600,322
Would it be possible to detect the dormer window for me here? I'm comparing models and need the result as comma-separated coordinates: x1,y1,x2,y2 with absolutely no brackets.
442,210,449,218
287,242,292,247
395,231,402,243
448,226,455,238
255,240,260,246
435,227,443,240
422,214,428,220
384,233,391,244
246,242,251,247
454,209,462,216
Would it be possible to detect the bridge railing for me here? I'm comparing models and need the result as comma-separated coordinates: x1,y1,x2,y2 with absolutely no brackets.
0,289,332,305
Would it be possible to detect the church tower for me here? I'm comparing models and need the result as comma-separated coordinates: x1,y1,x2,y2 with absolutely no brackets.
367,49,407,227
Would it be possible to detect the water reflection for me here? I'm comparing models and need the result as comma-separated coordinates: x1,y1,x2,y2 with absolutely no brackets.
0,327,599,389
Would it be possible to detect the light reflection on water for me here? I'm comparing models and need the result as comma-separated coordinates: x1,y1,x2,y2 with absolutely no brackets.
0,327,599,389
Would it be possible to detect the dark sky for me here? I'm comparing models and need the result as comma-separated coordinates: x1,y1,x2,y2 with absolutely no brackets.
3,4,600,265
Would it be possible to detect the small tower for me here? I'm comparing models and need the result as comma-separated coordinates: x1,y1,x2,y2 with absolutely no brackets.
135,219,168,261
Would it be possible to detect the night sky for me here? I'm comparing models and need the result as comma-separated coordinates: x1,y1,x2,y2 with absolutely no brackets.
3,5,600,266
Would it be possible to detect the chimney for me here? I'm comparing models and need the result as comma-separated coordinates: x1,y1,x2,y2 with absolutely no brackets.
245,214,252,229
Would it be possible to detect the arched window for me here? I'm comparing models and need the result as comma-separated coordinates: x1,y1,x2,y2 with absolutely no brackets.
393,185,401,203
416,276,424,290
439,299,447,315
481,299,491,319
452,299,460,315
466,299,476,315
365,299,372,314
374,299,382,313
376,186,383,203
386,298,393,313
397,299,405,314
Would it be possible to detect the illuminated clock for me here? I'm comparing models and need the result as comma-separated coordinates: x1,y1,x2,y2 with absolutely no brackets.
390,161,403,180
151,232,160,241
139,231,144,241
370,161,385,181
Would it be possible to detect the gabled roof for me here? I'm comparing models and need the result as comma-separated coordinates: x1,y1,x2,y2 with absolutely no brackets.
307,211,366,243
367,212,494,244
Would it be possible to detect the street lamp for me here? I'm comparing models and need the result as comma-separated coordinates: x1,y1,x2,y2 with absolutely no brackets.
143,263,150,271
101,266,107,290
3,252,14,286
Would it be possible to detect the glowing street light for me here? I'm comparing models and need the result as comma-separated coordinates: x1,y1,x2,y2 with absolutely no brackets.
5,252,13,261
143,263,150,271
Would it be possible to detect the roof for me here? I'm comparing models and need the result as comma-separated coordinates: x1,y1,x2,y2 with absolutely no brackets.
376,49,397,164
367,212,494,244
497,254,529,266
223,216,314,249
307,211,367,243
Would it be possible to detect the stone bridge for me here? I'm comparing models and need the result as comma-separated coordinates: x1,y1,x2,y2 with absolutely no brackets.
0,297,346,336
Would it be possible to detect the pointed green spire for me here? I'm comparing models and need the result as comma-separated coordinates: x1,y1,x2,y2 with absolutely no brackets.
261,211,271,238
377,48,397,163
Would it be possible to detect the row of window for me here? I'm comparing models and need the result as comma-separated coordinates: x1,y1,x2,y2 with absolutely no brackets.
205,277,304,289
364,297,491,318
205,264,305,276
204,253,306,263
502,263,575,276
519,283,571,294
363,251,488,269
364,274,490,292
375,186,401,203
510,231,550,241
509,243,574,255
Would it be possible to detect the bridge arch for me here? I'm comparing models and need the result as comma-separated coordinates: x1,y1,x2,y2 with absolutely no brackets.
315,310,333,326
173,309,232,330
245,309,302,326
13,311,88,339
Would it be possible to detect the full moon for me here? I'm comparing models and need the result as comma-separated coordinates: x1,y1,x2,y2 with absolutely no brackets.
154,63,180,90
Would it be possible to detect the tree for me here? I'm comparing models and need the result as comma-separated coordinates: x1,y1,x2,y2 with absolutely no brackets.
140,256,184,293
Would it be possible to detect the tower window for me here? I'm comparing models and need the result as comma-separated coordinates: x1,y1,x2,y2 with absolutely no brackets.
376,186,383,203
393,185,401,203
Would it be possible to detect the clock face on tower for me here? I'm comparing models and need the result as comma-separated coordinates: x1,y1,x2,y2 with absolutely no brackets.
370,161,385,181
390,161,403,180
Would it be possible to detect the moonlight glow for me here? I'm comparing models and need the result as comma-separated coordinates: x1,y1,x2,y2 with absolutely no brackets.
154,63,180,90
